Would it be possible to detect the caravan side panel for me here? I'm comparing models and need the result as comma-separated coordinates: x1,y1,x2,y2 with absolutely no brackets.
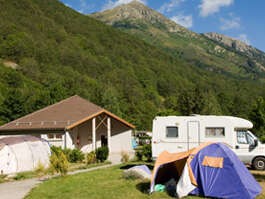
152,117,189,158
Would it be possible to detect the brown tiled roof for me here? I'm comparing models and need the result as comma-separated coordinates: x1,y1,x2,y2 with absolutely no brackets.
0,95,134,132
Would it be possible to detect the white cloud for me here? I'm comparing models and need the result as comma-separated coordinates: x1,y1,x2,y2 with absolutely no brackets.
65,3,72,8
158,0,185,14
171,14,193,28
237,34,251,45
199,0,234,17
102,0,147,11
77,0,95,14
220,16,240,30
78,9,85,14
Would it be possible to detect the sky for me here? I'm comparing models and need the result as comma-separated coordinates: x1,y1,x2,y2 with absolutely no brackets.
60,0,265,52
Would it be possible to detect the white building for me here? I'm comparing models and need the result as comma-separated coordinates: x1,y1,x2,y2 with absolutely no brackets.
0,95,135,155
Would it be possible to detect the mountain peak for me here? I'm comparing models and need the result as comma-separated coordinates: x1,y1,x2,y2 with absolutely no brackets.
91,1,188,33
127,0,144,6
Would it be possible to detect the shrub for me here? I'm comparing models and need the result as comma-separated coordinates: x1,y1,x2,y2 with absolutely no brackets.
121,151,129,163
0,174,7,179
34,160,45,176
69,149,85,163
62,148,72,161
96,146,109,162
13,172,27,180
0,174,7,183
50,145,63,156
142,144,152,162
135,149,143,161
86,151,96,165
50,146,85,163
49,151,69,176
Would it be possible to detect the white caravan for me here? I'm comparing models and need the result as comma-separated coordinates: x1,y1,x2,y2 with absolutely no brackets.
152,115,265,170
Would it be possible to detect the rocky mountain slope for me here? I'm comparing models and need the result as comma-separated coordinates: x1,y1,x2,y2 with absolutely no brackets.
91,1,265,80
204,32,265,70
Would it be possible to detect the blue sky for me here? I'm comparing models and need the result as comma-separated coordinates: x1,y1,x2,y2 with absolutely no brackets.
60,0,265,52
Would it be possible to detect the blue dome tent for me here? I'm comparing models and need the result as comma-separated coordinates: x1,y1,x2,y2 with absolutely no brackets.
151,143,262,199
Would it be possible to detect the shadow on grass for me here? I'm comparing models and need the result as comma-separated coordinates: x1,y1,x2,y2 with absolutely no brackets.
120,164,154,170
136,182,150,194
136,181,176,198
253,174,265,182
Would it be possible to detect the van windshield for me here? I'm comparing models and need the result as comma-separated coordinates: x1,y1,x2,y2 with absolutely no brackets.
247,130,261,144
237,130,255,145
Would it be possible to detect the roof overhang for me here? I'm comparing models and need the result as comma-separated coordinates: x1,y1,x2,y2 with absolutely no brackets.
0,128,64,135
66,110,135,130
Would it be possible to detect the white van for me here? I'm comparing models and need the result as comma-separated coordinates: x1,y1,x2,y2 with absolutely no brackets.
152,115,265,170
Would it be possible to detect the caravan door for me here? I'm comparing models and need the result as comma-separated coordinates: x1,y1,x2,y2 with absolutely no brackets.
188,121,200,150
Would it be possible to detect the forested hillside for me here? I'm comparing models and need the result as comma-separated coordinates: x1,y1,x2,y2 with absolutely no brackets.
0,0,264,135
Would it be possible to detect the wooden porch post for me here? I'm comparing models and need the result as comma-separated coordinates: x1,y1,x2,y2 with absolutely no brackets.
92,117,96,151
107,117,111,153
63,130,66,149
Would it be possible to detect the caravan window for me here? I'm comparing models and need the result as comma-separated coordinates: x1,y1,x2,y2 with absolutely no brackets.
237,130,254,145
205,128,225,137
166,127,178,138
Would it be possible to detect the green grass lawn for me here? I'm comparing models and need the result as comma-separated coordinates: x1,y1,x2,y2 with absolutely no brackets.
0,162,111,184
25,163,265,199
24,164,199,199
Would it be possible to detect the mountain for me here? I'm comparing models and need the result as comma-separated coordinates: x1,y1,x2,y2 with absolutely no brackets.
92,0,191,35
204,32,265,70
91,1,265,80
0,0,264,131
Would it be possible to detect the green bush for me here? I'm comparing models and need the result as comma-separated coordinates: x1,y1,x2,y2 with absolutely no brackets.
121,151,129,163
69,149,85,163
96,146,109,162
13,172,27,180
62,148,72,161
50,146,84,163
49,151,69,176
50,145,63,156
0,174,7,179
86,151,96,165
142,144,152,162
135,149,143,161
0,174,7,183
34,160,45,176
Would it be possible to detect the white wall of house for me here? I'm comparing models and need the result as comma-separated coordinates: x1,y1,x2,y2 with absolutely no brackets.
111,129,133,153
70,115,133,154
41,134,64,148
36,114,133,154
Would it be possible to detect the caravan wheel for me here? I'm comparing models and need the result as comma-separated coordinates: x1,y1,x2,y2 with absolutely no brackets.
253,157,265,170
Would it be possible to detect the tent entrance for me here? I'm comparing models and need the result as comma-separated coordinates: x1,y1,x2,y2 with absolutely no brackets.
188,121,200,150
154,158,188,192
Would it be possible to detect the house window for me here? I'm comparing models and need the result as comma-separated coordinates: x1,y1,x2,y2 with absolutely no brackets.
166,127,178,138
205,128,225,137
47,134,54,139
47,133,63,140
55,134,62,139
